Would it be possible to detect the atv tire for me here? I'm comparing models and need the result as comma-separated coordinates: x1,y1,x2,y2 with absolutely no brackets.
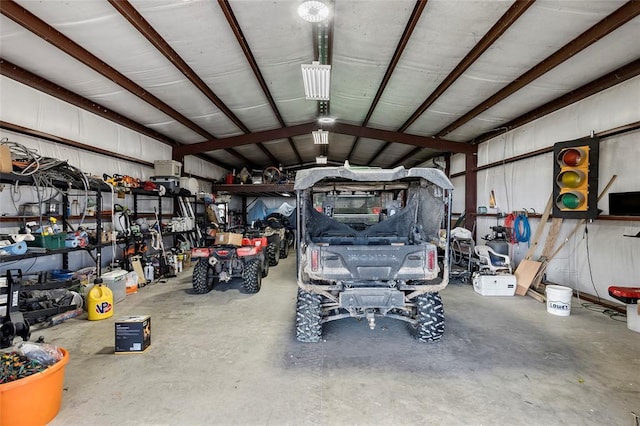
242,259,262,294
279,240,289,259
192,259,214,294
267,242,280,266
296,289,322,342
412,292,445,342
262,256,270,278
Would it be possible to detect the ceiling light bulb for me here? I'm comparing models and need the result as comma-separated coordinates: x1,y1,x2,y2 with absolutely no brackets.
298,1,330,23
318,117,335,124
316,155,328,165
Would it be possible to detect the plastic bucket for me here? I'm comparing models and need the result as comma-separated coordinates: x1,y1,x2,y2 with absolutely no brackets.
87,284,114,320
627,304,640,333
0,348,69,426
546,285,573,316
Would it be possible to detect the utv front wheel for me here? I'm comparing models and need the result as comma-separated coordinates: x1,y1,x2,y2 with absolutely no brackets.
242,259,262,294
296,289,322,342
192,259,214,294
412,292,445,342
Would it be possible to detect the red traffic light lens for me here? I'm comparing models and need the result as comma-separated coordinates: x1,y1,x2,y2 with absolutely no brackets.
560,148,585,167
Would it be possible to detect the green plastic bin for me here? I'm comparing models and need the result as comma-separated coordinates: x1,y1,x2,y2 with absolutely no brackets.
26,233,66,250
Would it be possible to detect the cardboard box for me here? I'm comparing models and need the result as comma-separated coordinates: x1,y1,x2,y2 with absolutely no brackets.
0,144,12,173
215,232,243,246
115,315,151,353
473,273,517,296
154,160,182,177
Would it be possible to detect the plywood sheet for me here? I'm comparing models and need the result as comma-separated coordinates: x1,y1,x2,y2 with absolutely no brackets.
515,259,542,296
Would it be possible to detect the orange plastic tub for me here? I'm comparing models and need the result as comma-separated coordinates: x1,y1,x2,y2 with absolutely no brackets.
0,347,69,426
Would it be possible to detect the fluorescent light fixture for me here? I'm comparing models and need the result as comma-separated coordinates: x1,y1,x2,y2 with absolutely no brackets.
301,61,331,100
298,1,330,22
316,155,328,165
312,130,329,145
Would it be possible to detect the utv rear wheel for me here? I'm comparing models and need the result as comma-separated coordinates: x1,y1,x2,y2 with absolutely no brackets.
267,242,280,266
242,259,262,294
192,259,213,294
296,289,322,342
412,292,445,342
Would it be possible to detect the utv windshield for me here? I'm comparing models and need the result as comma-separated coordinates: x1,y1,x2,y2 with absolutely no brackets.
313,193,384,227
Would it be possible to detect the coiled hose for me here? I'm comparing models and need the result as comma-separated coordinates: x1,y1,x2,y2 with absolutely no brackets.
513,213,531,243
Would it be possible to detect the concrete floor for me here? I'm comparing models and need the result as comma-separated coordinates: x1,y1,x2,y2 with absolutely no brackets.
34,255,639,425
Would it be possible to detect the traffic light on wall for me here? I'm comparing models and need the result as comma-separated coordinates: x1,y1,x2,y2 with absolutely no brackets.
552,137,599,219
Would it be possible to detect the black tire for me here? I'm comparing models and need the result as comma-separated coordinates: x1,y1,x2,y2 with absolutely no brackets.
267,242,280,266
262,255,270,278
242,259,262,294
296,289,322,342
279,239,289,259
412,292,445,342
192,259,213,294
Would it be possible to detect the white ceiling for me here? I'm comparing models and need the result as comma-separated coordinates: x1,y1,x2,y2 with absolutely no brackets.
1,0,638,171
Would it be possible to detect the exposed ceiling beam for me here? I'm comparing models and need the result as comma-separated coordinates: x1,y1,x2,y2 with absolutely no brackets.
374,0,533,166
315,4,334,160
0,58,232,170
175,122,319,157
174,121,475,157
400,58,640,168
470,58,640,145
255,143,281,165
1,121,154,167
0,1,200,139
329,122,475,153
108,0,279,166
391,146,425,168
218,0,303,165
0,58,176,146
436,1,640,137
347,0,428,163
1,0,255,169
399,0,535,133
108,0,247,133
0,63,236,172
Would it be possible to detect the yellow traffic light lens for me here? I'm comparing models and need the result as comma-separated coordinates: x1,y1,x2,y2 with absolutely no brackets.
560,148,585,166
559,170,583,188
560,192,583,210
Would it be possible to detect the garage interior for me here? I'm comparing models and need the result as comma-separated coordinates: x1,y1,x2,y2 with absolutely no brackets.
0,0,639,425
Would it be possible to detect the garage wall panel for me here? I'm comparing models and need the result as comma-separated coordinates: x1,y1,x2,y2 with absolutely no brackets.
1,76,172,164
451,76,640,304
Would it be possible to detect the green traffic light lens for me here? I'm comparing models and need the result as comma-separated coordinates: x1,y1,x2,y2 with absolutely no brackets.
561,193,581,209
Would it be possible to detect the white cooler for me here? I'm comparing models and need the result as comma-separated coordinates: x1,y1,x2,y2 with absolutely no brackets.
101,269,128,303
473,273,517,296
